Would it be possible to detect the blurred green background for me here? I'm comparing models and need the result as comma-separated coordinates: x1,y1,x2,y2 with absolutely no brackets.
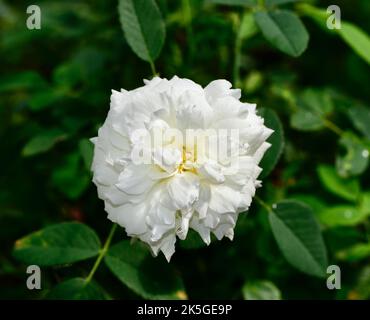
0,0,369,299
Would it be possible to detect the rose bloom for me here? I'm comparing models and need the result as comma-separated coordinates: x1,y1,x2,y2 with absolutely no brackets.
91,76,272,261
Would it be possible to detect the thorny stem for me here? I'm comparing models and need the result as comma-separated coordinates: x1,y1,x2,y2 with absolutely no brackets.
85,223,117,284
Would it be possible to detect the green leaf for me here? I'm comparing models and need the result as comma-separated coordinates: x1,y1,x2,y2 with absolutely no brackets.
254,10,309,57
291,89,333,131
79,139,94,171
336,243,370,262
22,130,67,157
339,22,370,66
318,205,369,227
291,194,327,214
242,280,281,300
0,71,47,92
13,222,101,266
269,200,328,277
258,108,284,179
29,88,61,111
52,152,90,200
336,132,369,178
317,165,360,202
298,4,370,65
53,62,82,87
348,105,370,140
239,12,258,40
47,278,109,300
355,266,370,300
266,0,301,6
208,0,256,6
118,0,165,62
105,240,186,299
359,192,370,216
297,3,327,27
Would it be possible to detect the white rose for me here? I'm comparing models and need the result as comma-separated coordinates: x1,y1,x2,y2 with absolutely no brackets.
91,76,273,261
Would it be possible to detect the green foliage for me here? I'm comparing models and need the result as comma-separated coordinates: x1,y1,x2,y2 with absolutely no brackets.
265,0,301,6
317,165,360,202
2,0,370,300
348,105,370,140
336,243,370,263
336,132,369,178
318,205,368,227
258,108,284,179
269,200,328,277
118,0,165,64
290,89,333,131
47,278,109,300
13,223,101,266
22,130,67,157
299,3,370,65
339,22,370,66
254,10,309,57
105,241,186,299
242,280,281,300
209,0,256,6
79,139,94,170
0,71,47,92
51,152,91,200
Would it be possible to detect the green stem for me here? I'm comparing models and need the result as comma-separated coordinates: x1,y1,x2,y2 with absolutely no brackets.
255,195,272,213
149,61,157,77
182,0,195,60
323,119,344,137
85,223,117,284
233,15,242,87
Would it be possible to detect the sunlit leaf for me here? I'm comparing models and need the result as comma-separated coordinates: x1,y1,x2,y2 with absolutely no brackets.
339,22,370,66
336,243,370,262
13,222,101,266
318,205,369,227
317,165,360,202
242,280,281,300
